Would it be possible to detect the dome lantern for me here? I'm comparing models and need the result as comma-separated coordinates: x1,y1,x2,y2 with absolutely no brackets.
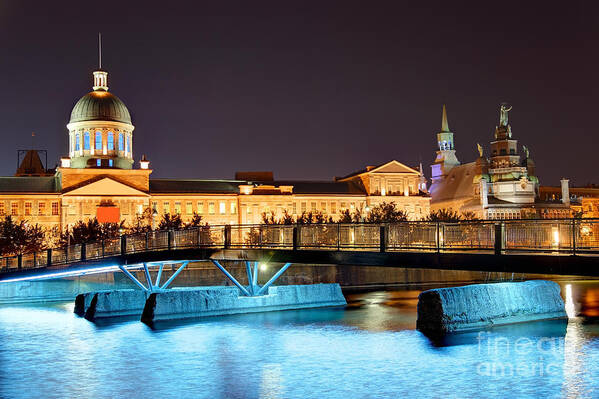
93,70,108,91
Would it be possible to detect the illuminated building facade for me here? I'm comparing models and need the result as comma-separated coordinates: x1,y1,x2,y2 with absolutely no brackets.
429,104,571,219
0,67,430,230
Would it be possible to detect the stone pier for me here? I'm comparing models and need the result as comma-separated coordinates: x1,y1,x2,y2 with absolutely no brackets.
141,284,347,324
75,289,149,321
416,280,567,334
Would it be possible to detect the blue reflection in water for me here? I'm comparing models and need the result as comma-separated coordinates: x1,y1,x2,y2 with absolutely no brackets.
0,286,598,399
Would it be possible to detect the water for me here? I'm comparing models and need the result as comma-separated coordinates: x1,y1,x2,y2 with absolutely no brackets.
1,282,599,398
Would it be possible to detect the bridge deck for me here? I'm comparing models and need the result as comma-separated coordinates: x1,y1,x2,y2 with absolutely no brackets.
2,220,599,282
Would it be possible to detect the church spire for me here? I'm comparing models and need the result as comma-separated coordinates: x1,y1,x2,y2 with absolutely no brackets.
441,104,449,132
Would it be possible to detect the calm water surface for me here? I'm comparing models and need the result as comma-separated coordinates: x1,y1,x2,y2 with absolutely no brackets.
1,281,599,398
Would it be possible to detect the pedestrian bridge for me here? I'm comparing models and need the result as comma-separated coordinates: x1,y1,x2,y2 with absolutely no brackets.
2,219,599,287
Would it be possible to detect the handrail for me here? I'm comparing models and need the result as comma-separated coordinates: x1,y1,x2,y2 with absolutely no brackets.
1,218,599,273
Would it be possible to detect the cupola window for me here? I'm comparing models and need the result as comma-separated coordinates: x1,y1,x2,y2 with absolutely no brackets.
75,133,80,151
118,134,124,151
126,135,131,154
84,132,90,150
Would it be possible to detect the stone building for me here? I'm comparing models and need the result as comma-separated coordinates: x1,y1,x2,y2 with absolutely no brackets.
540,186,599,218
0,66,430,231
429,104,570,219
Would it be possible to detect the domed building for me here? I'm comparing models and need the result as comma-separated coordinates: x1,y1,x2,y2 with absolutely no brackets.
66,70,135,169
0,62,430,232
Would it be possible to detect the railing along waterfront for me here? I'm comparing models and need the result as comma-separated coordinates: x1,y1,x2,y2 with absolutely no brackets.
1,219,599,273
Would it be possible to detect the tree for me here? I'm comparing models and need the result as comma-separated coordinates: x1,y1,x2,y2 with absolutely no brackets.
129,207,154,234
425,209,462,223
365,202,408,223
338,209,352,223
186,212,204,228
0,216,46,255
158,213,183,230
60,218,125,246
461,211,479,221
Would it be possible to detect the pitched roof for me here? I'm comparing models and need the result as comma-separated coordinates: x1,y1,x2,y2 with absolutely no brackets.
337,160,420,180
16,150,50,176
0,176,59,193
429,162,478,203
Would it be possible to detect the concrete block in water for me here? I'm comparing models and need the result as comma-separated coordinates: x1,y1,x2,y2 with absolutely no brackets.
141,284,346,323
75,289,149,321
416,280,567,333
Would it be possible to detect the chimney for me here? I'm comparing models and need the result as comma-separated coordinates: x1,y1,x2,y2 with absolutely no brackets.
480,180,488,208
560,179,570,205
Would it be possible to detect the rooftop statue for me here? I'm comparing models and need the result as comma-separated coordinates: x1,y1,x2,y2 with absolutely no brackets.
499,103,512,127
477,143,484,158
522,145,529,159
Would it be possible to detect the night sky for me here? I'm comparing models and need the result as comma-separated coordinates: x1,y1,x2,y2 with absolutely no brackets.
0,1,597,186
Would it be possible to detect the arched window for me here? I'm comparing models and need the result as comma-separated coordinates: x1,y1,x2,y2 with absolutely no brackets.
118,133,124,151
75,133,80,151
126,135,131,153
84,132,90,150
95,131,102,150
107,132,114,150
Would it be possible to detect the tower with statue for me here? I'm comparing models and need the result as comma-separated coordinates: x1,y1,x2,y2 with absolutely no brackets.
429,104,570,219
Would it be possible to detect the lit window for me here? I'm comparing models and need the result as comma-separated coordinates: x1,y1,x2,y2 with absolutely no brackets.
107,132,114,150
118,134,124,151
311,202,317,212
186,202,193,215
24,202,32,216
38,202,45,215
320,202,327,213
75,133,80,151
96,159,101,167
84,132,90,150
174,202,182,214
52,202,59,216
208,202,215,215
292,203,297,214
0,202,4,216
127,136,131,153
219,202,226,214
163,202,170,214
109,159,113,167
95,131,102,150
197,202,204,214
11,202,18,216
331,202,336,214
152,201,158,212
301,202,306,213
230,202,237,214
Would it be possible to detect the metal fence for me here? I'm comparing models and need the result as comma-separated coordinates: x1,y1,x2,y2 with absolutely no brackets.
1,219,599,273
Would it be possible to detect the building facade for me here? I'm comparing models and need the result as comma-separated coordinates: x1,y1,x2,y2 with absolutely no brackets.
429,104,571,219
0,67,430,231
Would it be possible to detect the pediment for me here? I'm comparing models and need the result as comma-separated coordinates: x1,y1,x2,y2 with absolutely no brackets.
63,177,149,196
368,160,420,175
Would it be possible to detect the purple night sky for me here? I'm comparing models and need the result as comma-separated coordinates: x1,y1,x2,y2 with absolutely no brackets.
0,0,596,186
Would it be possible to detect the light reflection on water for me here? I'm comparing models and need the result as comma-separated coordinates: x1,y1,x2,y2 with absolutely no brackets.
0,282,598,398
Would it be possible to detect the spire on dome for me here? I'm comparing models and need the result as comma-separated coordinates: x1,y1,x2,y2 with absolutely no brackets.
441,104,450,132
93,33,108,91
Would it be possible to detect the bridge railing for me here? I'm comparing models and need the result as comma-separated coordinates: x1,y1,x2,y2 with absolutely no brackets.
2,219,599,273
